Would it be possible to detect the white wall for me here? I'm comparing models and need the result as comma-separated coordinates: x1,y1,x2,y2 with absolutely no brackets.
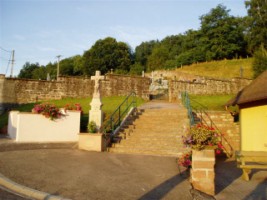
8,110,81,142
8,111,19,139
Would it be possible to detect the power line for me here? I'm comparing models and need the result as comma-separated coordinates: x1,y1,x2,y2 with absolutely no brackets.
0,56,10,61
5,53,12,75
0,46,12,53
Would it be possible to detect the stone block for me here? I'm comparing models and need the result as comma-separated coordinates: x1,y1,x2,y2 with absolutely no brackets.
192,160,215,169
78,133,106,152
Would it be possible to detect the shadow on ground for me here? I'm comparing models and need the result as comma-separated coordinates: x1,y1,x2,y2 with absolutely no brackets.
138,173,187,200
215,157,242,195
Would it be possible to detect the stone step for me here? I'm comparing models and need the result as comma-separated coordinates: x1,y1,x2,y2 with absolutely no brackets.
108,147,185,157
108,102,189,156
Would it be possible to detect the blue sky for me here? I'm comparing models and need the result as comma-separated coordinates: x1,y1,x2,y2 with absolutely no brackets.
0,0,247,76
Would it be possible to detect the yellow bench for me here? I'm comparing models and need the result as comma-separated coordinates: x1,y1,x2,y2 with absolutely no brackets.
236,151,267,181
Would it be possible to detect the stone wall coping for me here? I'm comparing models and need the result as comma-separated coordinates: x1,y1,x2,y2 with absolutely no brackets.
106,73,151,80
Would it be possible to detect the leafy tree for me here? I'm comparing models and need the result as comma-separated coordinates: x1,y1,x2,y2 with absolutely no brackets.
83,37,132,76
73,55,85,75
60,57,75,76
135,40,159,71
252,45,267,78
32,66,47,80
147,45,169,71
129,63,144,75
18,62,40,79
245,0,267,53
199,4,247,60
45,62,57,80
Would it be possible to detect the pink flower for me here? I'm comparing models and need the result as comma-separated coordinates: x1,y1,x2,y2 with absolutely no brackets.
216,149,221,155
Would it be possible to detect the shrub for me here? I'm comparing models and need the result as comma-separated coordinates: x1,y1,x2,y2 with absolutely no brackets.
88,121,97,133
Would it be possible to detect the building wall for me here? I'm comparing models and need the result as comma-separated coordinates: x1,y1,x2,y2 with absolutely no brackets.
240,105,267,151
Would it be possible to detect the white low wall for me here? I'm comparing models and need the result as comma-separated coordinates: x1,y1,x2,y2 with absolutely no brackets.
8,110,81,142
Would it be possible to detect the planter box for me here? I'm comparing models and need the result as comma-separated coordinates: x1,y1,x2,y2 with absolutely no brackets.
191,149,215,196
78,133,106,152
8,110,81,142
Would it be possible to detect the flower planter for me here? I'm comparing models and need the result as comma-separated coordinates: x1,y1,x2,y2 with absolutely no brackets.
191,149,215,196
8,110,81,142
78,133,106,152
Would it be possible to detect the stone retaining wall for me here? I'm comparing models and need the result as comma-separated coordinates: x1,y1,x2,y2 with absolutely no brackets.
0,74,151,113
169,77,251,101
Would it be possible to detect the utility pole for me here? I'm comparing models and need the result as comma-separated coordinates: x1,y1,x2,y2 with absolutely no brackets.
56,55,62,81
10,50,15,77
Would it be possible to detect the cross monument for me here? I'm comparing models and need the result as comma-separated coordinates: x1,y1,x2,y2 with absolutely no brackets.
89,71,105,131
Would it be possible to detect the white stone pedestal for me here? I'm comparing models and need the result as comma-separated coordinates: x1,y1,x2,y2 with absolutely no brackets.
89,98,103,131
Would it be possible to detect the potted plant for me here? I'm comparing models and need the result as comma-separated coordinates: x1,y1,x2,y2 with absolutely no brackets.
180,123,225,196
78,120,106,152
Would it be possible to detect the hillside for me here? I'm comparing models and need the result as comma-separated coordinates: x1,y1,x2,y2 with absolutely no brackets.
176,58,253,79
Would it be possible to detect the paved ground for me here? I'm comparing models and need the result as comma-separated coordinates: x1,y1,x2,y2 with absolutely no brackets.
1,147,267,200
0,101,266,199
0,149,192,200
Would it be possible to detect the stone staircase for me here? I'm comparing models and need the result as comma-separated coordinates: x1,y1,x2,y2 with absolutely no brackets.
108,101,190,157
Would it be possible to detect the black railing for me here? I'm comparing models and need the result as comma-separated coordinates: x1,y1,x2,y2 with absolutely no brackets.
101,92,136,136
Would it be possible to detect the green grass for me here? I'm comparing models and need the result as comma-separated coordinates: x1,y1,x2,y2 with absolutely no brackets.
189,94,237,111
0,96,145,131
177,58,253,79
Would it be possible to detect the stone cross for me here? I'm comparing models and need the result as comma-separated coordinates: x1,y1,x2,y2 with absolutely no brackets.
91,71,104,98
89,71,105,132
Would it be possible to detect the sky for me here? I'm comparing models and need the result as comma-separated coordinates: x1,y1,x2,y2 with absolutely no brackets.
0,0,248,76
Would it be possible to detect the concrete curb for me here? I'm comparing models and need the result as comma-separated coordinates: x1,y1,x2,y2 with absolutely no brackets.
0,173,70,200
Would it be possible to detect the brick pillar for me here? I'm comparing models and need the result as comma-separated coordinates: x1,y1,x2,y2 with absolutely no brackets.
191,149,215,196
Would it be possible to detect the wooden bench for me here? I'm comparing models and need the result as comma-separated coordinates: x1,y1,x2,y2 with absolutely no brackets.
236,151,267,181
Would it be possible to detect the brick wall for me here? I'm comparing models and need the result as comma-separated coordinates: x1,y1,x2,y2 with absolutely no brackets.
199,111,240,155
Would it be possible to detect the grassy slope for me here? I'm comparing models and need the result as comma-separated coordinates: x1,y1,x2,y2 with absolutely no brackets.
189,94,238,111
176,58,253,79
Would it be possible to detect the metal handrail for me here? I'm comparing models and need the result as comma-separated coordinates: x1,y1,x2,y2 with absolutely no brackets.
181,91,195,126
182,91,233,157
101,92,136,136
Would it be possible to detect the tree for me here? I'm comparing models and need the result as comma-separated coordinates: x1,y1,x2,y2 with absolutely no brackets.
83,37,132,76
60,57,75,76
147,45,169,71
199,4,247,60
32,66,47,80
18,62,40,79
129,63,144,75
245,0,267,53
135,40,159,71
252,45,267,78
45,62,57,80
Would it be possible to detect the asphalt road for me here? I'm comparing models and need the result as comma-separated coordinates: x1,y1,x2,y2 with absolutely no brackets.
0,149,191,200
